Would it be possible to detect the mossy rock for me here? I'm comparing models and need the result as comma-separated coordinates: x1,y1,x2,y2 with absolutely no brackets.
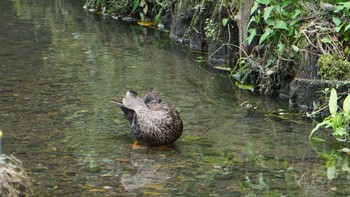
317,53,350,80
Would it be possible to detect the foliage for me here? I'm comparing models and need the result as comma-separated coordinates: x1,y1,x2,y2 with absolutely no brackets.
204,18,218,40
83,0,173,27
84,0,132,15
247,0,302,57
231,0,304,94
323,149,350,180
310,138,350,180
247,0,350,57
234,0,350,93
332,2,350,42
309,88,350,143
317,53,350,80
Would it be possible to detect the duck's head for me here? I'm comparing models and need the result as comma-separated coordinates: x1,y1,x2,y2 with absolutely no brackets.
122,90,147,111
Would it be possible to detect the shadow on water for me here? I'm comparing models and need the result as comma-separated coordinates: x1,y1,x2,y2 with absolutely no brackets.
1,0,350,196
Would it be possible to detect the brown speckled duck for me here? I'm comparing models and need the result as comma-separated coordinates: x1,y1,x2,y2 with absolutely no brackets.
0,130,32,197
112,89,183,147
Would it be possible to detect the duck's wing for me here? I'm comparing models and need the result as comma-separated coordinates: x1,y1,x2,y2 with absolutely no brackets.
111,99,135,123
131,115,142,138
143,88,161,104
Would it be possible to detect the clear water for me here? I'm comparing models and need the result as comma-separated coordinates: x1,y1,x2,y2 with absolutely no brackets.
1,0,349,196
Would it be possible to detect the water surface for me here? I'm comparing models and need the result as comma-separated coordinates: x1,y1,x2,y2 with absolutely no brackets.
0,0,349,196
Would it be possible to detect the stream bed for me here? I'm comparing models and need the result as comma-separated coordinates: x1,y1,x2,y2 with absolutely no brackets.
0,0,349,196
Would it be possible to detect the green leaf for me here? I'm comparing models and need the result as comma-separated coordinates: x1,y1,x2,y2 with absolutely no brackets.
154,13,161,24
332,17,341,26
345,23,350,32
281,10,289,17
334,113,343,128
291,9,301,19
343,94,350,116
326,161,336,180
329,88,338,117
247,16,256,29
263,6,274,21
250,2,259,15
321,37,332,44
265,19,275,26
340,2,350,9
292,45,299,52
334,5,344,13
335,25,342,33
259,27,273,45
256,0,271,5
247,28,257,45
132,0,140,12
222,18,229,27
281,0,292,8
277,42,285,53
213,66,231,72
290,19,299,26
235,82,255,91
275,20,288,30
309,120,331,139
334,127,347,137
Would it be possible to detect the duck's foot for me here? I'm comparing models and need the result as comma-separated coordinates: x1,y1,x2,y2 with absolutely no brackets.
156,145,173,150
131,140,147,150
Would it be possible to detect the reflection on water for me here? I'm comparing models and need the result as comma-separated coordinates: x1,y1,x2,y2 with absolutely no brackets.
1,0,350,196
120,153,175,191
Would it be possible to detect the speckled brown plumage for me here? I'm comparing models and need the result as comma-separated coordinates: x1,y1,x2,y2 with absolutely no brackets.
0,154,32,197
112,89,183,145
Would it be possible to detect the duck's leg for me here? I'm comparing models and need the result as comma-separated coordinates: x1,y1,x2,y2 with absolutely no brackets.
155,145,172,151
131,139,147,150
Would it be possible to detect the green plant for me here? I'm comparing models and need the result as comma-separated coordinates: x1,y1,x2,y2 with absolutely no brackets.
309,138,350,180
247,0,302,56
314,2,350,61
317,53,350,80
333,2,350,42
204,18,218,39
323,149,350,180
309,88,350,142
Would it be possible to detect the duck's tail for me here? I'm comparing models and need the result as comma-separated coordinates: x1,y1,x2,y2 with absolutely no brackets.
111,100,134,123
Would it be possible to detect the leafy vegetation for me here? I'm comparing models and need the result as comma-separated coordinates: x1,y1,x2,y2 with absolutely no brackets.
247,0,302,55
231,0,350,94
246,0,350,57
308,87,350,180
309,88,350,143
83,0,172,26
309,138,350,180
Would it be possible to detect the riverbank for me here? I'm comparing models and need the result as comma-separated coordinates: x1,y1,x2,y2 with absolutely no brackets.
83,0,350,113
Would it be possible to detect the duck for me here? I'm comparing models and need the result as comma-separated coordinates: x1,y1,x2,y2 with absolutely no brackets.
0,130,32,197
112,89,183,147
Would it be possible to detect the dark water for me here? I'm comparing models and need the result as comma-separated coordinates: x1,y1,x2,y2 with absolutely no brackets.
1,0,350,196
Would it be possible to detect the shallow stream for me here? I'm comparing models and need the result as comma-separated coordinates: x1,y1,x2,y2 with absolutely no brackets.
0,0,349,196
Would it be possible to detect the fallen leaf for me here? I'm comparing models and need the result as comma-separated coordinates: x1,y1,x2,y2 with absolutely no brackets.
137,21,156,27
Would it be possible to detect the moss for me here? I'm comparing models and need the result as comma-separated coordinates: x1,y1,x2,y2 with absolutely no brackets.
317,53,350,80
